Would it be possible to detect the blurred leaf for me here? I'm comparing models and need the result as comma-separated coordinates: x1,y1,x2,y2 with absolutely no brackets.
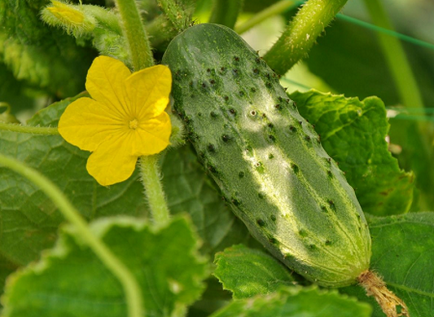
187,277,232,317
210,286,372,317
0,255,18,309
0,63,44,115
305,12,434,110
2,216,209,317
214,244,295,299
388,118,434,211
0,103,19,124
0,0,96,100
242,0,278,13
305,18,398,105
291,90,414,216
342,212,434,317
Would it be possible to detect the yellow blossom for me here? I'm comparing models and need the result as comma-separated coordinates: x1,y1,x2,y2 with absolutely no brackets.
47,1,84,25
58,56,172,186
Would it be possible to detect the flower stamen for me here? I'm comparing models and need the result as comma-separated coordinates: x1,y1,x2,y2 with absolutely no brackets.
129,119,139,130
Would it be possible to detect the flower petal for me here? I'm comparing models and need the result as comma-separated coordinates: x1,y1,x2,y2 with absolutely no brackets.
58,97,125,151
85,56,132,117
86,134,138,186
132,111,172,156
125,64,171,119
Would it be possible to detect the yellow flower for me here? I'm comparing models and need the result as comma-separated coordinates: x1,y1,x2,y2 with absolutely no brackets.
47,1,85,25
58,56,172,186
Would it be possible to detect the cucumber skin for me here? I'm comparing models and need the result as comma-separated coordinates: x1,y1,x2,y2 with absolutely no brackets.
162,23,371,287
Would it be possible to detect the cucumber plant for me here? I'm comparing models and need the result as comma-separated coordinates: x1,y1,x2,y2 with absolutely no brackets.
0,0,431,316
162,23,407,316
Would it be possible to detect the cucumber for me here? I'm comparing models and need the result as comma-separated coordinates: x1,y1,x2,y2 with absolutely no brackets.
162,23,371,288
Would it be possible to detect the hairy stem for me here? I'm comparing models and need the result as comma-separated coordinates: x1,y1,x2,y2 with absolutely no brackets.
0,123,59,135
0,153,144,317
235,0,296,34
114,0,153,70
139,155,170,226
263,0,348,75
115,0,171,225
209,0,244,29
157,0,191,32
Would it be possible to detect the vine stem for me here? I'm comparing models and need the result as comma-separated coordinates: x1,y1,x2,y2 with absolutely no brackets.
114,0,153,70
139,155,170,226
0,153,143,317
0,123,59,135
115,1,171,223
235,0,296,34
263,0,348,75
157,0,191,32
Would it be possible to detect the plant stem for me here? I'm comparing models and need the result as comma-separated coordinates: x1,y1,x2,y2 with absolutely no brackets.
263,0,348,75
139,155,170,226
363,0,424,113
157,0,191,32
209,0,244,29
115,0,172,225
235,0,296,34
0,153,143,317
114,0,153,70
0,123,59,135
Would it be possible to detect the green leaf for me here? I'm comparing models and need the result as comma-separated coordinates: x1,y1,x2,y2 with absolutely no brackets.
342,212,434,317
214,244,295,299
291,90,414,216
0,96,249,268
161,146,251,255
2,216,209,317
0,96,147,266
211,213,434,315
32,97,251,257
210,286,372,317
0,0,96,97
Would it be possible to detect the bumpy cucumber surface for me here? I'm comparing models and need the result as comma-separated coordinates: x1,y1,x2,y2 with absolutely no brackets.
162,23,371,287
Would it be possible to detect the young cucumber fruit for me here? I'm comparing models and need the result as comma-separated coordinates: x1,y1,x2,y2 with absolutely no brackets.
162,23,371,287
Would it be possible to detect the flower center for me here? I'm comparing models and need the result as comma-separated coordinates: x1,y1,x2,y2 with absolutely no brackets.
129,119,139,130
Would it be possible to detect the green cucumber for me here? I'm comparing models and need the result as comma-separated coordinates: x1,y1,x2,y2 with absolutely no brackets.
162,23,371,288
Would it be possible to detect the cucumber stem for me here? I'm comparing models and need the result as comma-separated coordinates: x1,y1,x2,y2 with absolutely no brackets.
139,155,171,226
263,0,348,75
358,270,409,317
157,0,192,32
114,0,153,69
115,0,171,226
